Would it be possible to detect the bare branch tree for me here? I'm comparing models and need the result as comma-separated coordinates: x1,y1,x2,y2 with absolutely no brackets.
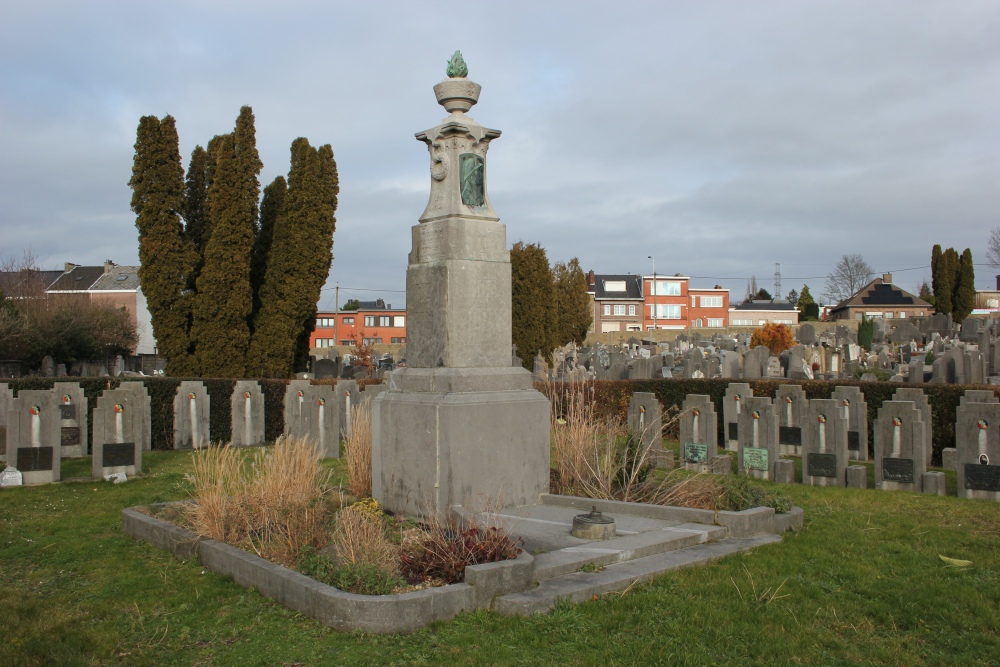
824,254,875,304
988,226,1000,268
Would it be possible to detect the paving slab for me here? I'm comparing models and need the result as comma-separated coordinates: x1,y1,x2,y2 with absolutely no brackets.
494,534,782,616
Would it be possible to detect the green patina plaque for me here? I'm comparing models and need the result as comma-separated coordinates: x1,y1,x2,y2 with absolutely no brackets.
743,447,769,472
460,153,485,206
684,442,708,464
446,51,468,78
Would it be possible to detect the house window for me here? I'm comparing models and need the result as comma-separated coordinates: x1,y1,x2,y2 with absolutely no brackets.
391,337,405,344
613,304,626,316
732,319,753,326
628,305,635,316
701,296,723,308
604,280,626,292
654,280,681,296
692,319,703,328
899,312,906,318
708,318,724,328
393,316,405,327
342,317,354,324
885,312,893,319
603,304,610,316
655,304,681,319
379,316,391,327
363,337,382,345
339,340,353,346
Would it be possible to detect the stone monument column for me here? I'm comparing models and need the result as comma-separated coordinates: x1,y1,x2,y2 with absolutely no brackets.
372,52,550,517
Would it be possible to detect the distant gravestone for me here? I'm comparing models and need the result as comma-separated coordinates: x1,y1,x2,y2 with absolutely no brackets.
679,394,717,471
766,356,783,378
92,389,142,479
797,324,816,345
118,382,152,451
6,391,61,484
775,384,808,456
891,388,933,466
832,386,868,461
955,402,1000,502
959,317,981,343
723,383,751,451
314,358,337,380
308,384,339,458
53,382,87,457
231,381,265,447
801,399,848,488
737,397,778,481
873,400,926,493
742,346,768,379
173,381,209,449
41,356,55,378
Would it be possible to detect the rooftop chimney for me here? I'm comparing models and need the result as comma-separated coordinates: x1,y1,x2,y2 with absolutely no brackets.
64,262,78,273
882,273,892,284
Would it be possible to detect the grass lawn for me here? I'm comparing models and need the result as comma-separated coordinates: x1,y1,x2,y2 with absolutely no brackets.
1,448,998,666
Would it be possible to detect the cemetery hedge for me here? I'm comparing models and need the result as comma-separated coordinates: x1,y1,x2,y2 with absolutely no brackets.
540,378,1000,464
4,377,379,452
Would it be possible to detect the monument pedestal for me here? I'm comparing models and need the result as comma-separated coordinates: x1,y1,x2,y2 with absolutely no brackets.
373,368,549,517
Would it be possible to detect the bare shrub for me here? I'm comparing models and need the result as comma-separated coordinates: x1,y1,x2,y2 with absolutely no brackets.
345,401,372,498
401,501,523,585
184,435,333,566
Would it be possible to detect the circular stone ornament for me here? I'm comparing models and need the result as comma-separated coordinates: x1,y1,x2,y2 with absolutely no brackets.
571,506,616,540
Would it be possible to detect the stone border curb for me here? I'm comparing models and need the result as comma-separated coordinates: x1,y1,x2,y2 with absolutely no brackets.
121,506,534,633
539,494,804,538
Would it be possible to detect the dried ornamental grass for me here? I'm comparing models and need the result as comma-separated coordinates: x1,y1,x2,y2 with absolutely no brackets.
328,504,400,572
184,436,334,566
345,401,372,498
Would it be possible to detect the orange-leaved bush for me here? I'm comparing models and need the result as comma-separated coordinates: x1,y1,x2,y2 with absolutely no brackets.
749,322,795,356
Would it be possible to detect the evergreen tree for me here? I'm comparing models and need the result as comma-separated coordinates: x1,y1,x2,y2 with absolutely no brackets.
858,314,874,350
930,244,943,304
247,138,338,377
184,145,213,258
785,289,799,307
918,280,935,307
251,176,287,321
342,299,361,311
129,115,197,375
952,248,975,323
754,287,772,301
190,107,262,377
553,258,591,345
797,285,818,321
511,241,557,369
934,247,958,315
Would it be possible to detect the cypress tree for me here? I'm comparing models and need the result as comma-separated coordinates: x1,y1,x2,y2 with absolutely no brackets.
251,176,287,322
247,139,338,377
511,241,557,369
129,115,197,375
797,285,816,320
930,244,943,305
553,257,591,345
190,107,262,377
952,248,975,323
935,247,956,315
184,145,213,257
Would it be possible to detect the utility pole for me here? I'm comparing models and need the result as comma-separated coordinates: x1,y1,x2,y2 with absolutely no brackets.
648,255,656,332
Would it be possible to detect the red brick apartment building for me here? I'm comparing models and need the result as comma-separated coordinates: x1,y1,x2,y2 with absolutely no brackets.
310,299,407,349
642,275,730,330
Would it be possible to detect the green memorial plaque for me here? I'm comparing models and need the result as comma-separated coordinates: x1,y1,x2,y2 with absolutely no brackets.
743,447,769,472
684,442,707,464
460,153,485,206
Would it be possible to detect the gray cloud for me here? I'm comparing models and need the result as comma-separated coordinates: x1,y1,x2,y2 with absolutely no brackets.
1,0,998,308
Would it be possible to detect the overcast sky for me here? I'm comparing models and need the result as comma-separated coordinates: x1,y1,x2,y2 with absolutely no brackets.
2,1,998,309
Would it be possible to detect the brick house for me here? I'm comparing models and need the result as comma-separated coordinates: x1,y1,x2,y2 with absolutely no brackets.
729,300,800,326
641,274,730,330
587,272,644,333
310,299,407,349
827,274,932,321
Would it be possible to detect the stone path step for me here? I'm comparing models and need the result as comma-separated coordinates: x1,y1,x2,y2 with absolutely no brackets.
494,534,781,616
532,523,728,581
